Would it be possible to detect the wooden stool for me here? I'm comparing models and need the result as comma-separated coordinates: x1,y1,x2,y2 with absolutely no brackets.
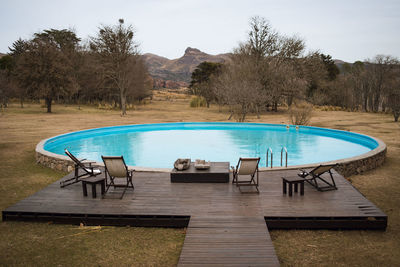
82,176,106,198
282,176,305,196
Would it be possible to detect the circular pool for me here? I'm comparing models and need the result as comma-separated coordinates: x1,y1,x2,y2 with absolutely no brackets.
39,122,382,170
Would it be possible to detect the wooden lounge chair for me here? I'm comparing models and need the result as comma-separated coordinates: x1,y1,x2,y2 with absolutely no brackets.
298,164,338,191
60,149,101,188
102,156,134,199
231,157,260,193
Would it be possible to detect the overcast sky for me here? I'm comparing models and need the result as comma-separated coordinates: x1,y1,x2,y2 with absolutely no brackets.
1,0,399,62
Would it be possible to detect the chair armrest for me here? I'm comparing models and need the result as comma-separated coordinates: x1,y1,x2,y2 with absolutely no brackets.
81,160,97,168
82,160,96,164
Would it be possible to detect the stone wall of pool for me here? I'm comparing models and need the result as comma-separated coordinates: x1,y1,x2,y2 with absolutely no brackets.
35,133,387,177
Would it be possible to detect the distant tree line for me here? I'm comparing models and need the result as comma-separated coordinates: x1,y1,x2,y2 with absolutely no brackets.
189,16,400,122
0,19,151,114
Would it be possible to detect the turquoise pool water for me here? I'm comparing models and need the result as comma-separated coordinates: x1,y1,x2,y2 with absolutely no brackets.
43,122,378,168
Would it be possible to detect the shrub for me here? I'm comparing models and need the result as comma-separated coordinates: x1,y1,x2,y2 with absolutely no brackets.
189,96,207,108
288,102,313,125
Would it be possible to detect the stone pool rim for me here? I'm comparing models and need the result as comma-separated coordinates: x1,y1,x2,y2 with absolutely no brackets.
35,122,387,176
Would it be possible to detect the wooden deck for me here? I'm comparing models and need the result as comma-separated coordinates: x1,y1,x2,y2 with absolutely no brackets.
2,169,387,266
178,216,279,266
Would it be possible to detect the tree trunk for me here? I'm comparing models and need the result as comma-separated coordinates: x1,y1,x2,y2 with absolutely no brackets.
287,95,293,107
373,94,380,112
45,97,52,113
241,112,246,122
120,91,127,115
273,101,278,112
394,111,399,122
363,96,368,111
240,103,247,122
20,97,24,108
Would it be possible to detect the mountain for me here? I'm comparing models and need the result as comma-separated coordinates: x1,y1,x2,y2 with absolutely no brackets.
0,52,6,58
333,59,353,72
142,47,230,88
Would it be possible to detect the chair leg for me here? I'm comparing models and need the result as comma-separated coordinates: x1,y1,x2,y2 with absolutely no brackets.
103,176,114,197
314,171,337,191
232,169,237,184
101,180,105,195
120,186,128,199
237,174,259,194
60,167,80,187
120,176,134,199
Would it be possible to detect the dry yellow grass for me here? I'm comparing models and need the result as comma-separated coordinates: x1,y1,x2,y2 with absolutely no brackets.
0,97,399,266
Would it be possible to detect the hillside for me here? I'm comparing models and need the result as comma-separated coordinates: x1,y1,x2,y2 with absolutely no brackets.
143,47,230,88
0,52,6,58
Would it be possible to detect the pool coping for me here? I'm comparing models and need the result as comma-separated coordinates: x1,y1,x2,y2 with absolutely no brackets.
35,124,387,177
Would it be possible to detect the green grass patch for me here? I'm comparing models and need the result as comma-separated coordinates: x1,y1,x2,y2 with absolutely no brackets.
0,222,184,266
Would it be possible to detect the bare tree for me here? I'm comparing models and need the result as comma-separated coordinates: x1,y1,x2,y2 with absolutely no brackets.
332,56,399,113
90,19,145,115
365,55,398,112
211,16,308,121
212,56,264,121
126,55,152,102
386,66,400,121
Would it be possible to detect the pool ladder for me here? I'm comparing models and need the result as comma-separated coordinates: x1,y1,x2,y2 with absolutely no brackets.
266,147,288,168
281,147,288,167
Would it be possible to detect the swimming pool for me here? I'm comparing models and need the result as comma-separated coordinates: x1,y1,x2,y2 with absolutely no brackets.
41,122,379,169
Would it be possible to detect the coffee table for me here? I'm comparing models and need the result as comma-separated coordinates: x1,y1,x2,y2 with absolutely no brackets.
171,162,230,183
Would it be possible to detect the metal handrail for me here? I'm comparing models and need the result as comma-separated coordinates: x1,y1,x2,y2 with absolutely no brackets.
266,147,273,168
281,147,288,167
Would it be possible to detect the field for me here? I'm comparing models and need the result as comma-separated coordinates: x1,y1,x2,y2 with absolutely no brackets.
0,93,399,266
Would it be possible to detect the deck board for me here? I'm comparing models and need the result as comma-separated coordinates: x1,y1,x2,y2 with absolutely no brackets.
2,169,387,266
178,216,279,266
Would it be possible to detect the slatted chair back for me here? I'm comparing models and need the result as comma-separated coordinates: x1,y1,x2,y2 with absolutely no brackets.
61,149,101,188
311,164,336,176
101,156,134,199
102,156,128,178
298,163,338,191
238,158,260,175
232,157,260,193
65,149,86,169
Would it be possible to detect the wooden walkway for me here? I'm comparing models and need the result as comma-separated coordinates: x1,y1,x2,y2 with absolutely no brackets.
2,169,387,266
178,216,279,266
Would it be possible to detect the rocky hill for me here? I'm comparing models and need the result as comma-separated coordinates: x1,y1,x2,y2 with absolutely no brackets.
143,47,230,88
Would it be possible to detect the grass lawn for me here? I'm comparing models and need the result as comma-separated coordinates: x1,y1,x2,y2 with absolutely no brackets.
0,94,399,266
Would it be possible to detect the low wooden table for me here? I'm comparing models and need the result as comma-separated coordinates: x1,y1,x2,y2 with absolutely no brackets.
171,162,230,183
82,176,106,198
282,176,305,196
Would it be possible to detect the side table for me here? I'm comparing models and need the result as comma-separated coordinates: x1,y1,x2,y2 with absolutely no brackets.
282,176,305,196
82,176,106,198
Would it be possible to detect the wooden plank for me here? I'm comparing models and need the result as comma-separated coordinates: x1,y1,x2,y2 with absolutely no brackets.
178,216,279,267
